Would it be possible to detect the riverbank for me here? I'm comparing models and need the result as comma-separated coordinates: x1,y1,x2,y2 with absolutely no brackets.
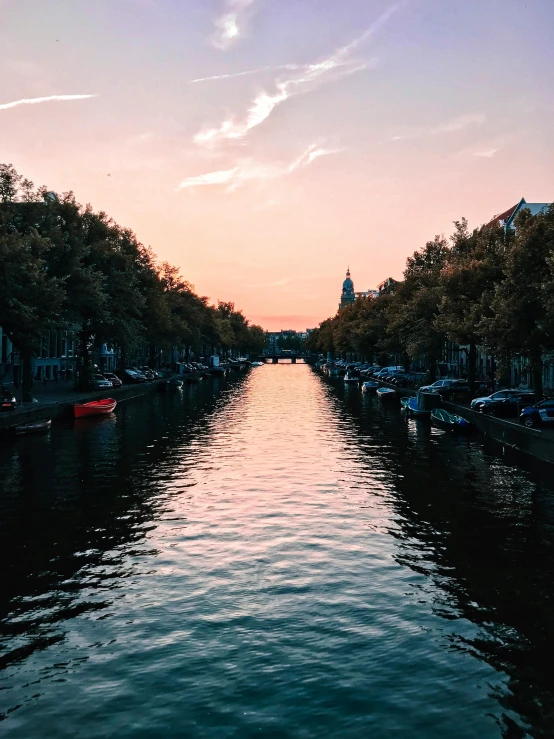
0,380,168,431
442,399,554,465
319,370,554,466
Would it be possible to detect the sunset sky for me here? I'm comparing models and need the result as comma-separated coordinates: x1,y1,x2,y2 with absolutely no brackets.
1,0,553,330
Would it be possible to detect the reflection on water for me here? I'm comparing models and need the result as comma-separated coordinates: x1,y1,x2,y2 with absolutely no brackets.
1,366,554,738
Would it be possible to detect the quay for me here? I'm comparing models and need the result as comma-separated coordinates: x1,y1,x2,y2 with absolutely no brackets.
1,379,171,432
442,399,554,466
384,381,554,465
0,365,247,433
320,369,554,467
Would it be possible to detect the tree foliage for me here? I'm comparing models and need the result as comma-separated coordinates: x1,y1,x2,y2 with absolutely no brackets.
306,205,554,393
0,163,265,397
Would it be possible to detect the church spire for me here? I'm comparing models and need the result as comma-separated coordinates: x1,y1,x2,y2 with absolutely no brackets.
339,267,355,310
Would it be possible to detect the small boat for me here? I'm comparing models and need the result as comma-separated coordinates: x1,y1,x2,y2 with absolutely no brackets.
74,398,117,419
404,396,431,416
400,396,415,409
361,381,379,394
431,407,473,432
14,418,52,435
251,361,264,367
344,372,359,384
183,373,202,383
168,377,183,388
376,387,396,401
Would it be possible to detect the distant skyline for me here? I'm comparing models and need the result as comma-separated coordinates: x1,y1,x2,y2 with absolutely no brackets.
1,0,553,330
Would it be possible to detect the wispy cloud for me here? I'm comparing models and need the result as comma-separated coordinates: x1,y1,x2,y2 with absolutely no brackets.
177,143,342,191
454,133,515,160
473,148,498,158
177,169,239,189
189,64,303,84
433,113,486,134
0,94,97,111
195,4,401,146
390,113,486,141
212,0,257,51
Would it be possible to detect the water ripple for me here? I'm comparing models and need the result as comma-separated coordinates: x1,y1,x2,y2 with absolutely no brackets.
1,365,553,737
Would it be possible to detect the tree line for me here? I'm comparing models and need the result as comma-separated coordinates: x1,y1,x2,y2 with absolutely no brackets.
0,163,266,399
304,206,554,397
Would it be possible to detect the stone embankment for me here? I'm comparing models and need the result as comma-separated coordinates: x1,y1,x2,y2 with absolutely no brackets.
441,400,554,465
354,376,554,466
381,382,554,465
0,380,168,431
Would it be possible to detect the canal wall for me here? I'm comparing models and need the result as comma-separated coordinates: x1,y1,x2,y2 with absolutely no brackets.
320,370,554,466
382,382,554,466
383,382,554,465
0,380,169,431
441,400,554,466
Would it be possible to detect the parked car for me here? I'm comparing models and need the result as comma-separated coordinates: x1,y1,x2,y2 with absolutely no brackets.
374,366,404,379
116,369,146,384
103,372,122,388
140,367,157,381
1,386,17,412
419,378,470,399
90,374,113,391
519,399,554,427
129,368,148,382
471,390,536,417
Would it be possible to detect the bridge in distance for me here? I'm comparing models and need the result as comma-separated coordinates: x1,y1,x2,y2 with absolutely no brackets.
260,353,318,364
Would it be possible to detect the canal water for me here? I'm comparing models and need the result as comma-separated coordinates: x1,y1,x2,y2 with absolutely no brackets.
1,365,554,738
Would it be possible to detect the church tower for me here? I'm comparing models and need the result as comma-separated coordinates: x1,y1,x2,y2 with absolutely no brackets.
339,267,355,310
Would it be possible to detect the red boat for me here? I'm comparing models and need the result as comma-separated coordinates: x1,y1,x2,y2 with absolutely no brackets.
74,398,117,419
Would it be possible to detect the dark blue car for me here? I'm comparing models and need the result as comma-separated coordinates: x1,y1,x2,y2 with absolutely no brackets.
519,399,554,428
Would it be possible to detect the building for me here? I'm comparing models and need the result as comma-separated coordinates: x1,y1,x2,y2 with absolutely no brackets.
485,198,550,231
264,330,313,354
355,289,379,299
377,277,399,296
339,268,355,309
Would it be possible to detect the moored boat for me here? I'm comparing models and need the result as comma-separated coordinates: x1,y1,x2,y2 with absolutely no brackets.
344,372,359,384
361,381,379,393
404,396,431,416
431,407,473,432
74,398,117,419
14,418,52,435
183,373,202,383
251,361,264,367
168,377,183,388
376,387,396,401
400,396,415,409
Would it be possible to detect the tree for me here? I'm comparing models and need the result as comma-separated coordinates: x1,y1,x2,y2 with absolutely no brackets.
482,206,554,398
388,236,450,380
1,162,266,387
436,219,505,389
0,227,64,399
0,163,22,203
